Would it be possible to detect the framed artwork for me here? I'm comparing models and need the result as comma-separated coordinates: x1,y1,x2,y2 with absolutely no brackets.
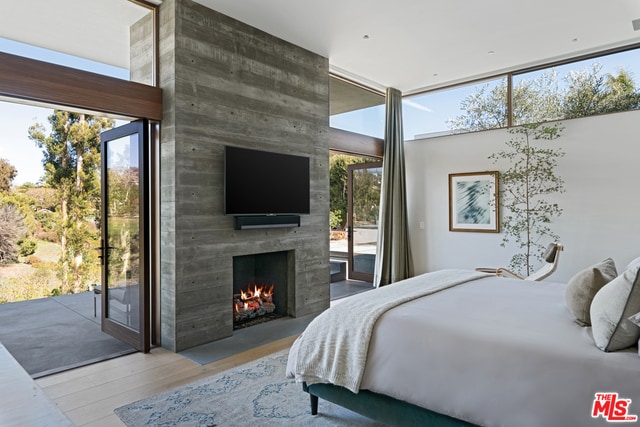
449,171,499,232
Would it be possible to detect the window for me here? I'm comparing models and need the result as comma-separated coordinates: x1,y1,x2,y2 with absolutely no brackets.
512,49,640,125
406,45,640,140
404,77,507,140
329,76,385,138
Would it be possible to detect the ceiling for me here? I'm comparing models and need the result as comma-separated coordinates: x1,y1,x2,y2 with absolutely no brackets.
195,0,640,94
2,0,640,96
0,0,151,72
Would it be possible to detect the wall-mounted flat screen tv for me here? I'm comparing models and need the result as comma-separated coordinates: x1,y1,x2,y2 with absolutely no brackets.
224,146,310,215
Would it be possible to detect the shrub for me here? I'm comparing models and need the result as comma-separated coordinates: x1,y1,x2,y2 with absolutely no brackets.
0,269,59,303
330,210,343,230
18,237,38,257
24,256,43,266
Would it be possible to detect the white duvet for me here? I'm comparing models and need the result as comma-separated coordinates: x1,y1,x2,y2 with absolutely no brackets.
287,272,640,427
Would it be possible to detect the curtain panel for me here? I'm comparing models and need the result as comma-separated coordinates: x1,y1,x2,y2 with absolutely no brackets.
373,87,414,287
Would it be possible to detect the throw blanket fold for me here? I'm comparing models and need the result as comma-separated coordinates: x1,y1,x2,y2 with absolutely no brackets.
291,269,489,393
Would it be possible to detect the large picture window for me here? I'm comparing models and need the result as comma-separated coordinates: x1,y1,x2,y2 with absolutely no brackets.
512,49,640,125
405,45,640,140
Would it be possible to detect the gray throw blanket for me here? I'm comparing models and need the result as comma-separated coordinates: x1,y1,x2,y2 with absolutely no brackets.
292,269,489,393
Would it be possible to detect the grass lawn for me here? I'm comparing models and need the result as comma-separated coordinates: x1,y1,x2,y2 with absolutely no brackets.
30,240,61,263
0,240,60,279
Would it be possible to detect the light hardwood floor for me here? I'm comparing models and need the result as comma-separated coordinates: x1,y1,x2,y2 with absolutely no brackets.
35,335,298,427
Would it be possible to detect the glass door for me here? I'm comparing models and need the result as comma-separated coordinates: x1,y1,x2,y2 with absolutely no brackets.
347,162,383,282
99,120,150,352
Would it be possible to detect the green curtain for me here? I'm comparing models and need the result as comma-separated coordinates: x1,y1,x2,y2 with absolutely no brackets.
373,87,414,287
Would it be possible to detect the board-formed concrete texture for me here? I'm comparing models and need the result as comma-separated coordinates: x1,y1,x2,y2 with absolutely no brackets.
158,0,330,351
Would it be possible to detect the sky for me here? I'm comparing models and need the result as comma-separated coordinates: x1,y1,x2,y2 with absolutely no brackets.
0,38,128,186
3,37,640,184
0,101,51,185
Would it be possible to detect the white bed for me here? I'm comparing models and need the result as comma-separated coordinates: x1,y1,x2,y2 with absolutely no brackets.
287,269,640,427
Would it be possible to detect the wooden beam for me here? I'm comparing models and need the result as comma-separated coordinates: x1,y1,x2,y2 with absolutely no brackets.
329,128,384,159
0,52,162,120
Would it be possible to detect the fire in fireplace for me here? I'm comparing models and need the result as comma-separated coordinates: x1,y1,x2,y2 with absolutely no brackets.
232,251,290,329
233,283,275,321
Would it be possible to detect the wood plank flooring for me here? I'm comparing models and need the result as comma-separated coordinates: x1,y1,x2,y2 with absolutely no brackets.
34,335,297,427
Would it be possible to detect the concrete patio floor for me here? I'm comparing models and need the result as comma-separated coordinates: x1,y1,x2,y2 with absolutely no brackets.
0,278,373,378
0,291,135,378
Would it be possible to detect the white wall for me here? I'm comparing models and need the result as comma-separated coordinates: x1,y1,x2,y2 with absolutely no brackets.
405,109,640,282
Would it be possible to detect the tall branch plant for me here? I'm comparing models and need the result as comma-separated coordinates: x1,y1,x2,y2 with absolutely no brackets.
489,122,565,276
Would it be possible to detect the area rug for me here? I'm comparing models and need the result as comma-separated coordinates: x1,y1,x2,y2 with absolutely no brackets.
115,350,385,426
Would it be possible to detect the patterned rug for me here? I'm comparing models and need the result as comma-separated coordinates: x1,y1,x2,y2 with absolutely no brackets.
114,350,385,426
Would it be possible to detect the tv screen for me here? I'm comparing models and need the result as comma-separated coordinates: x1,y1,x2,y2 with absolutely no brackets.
224,146,310,215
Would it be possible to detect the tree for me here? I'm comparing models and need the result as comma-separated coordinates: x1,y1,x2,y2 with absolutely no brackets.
329,154,350,229
329,153,379,230
448,64,640,131
0,203,27,264
28,110,114,293
0,158,18,192
489,122,565,276
447,79,508,132
563,65,640,118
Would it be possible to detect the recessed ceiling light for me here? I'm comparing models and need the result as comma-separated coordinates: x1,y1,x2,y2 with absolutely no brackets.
488,50,495,55
572,38,579,43
363,35,370,40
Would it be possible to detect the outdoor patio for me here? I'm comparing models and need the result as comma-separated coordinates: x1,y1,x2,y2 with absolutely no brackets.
0,277,373,379
0,291,135,378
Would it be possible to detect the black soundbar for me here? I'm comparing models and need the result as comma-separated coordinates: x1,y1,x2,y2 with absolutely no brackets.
234,215,301,230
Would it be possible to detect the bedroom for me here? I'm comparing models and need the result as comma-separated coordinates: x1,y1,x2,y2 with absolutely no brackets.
2,0,640,425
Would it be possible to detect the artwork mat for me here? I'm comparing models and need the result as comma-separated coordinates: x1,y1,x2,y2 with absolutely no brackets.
449,171,499,232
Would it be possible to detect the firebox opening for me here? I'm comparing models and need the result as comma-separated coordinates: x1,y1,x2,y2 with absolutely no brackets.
232,251,291,330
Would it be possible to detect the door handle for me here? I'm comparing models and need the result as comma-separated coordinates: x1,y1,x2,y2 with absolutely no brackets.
93,246,117,264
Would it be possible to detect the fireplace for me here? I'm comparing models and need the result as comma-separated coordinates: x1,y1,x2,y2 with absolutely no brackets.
232,251,292,329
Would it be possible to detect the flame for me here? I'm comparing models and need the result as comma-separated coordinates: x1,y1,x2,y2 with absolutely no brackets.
264,283,274,297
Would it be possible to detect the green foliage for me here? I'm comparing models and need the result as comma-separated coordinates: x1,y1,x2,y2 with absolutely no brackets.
0,268,59,303
489,122,565,275
448,64,640,131
16,185,58,212
0,203,27,264
329,210,343,229
448,78,509,132
0,193,36,235
17,237,38,257
351,167,382,225
562,65,640,118
0,158,18,193
33,209,59,242
329,153,377,229
28,110,114,293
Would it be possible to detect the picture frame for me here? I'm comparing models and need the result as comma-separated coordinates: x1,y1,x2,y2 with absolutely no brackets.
449,171,499,232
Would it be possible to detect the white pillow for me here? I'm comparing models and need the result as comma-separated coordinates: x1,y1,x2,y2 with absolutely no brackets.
590,263,640,352
625,256,640,272
565,258,617,326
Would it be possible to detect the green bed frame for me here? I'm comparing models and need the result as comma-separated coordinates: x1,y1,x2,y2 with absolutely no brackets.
303,383,478,427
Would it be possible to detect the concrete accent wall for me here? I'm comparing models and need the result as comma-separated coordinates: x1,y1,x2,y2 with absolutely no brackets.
159,0,330,351
130,11,154,86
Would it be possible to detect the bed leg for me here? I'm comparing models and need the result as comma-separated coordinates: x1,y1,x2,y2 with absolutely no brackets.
310,394,318,415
